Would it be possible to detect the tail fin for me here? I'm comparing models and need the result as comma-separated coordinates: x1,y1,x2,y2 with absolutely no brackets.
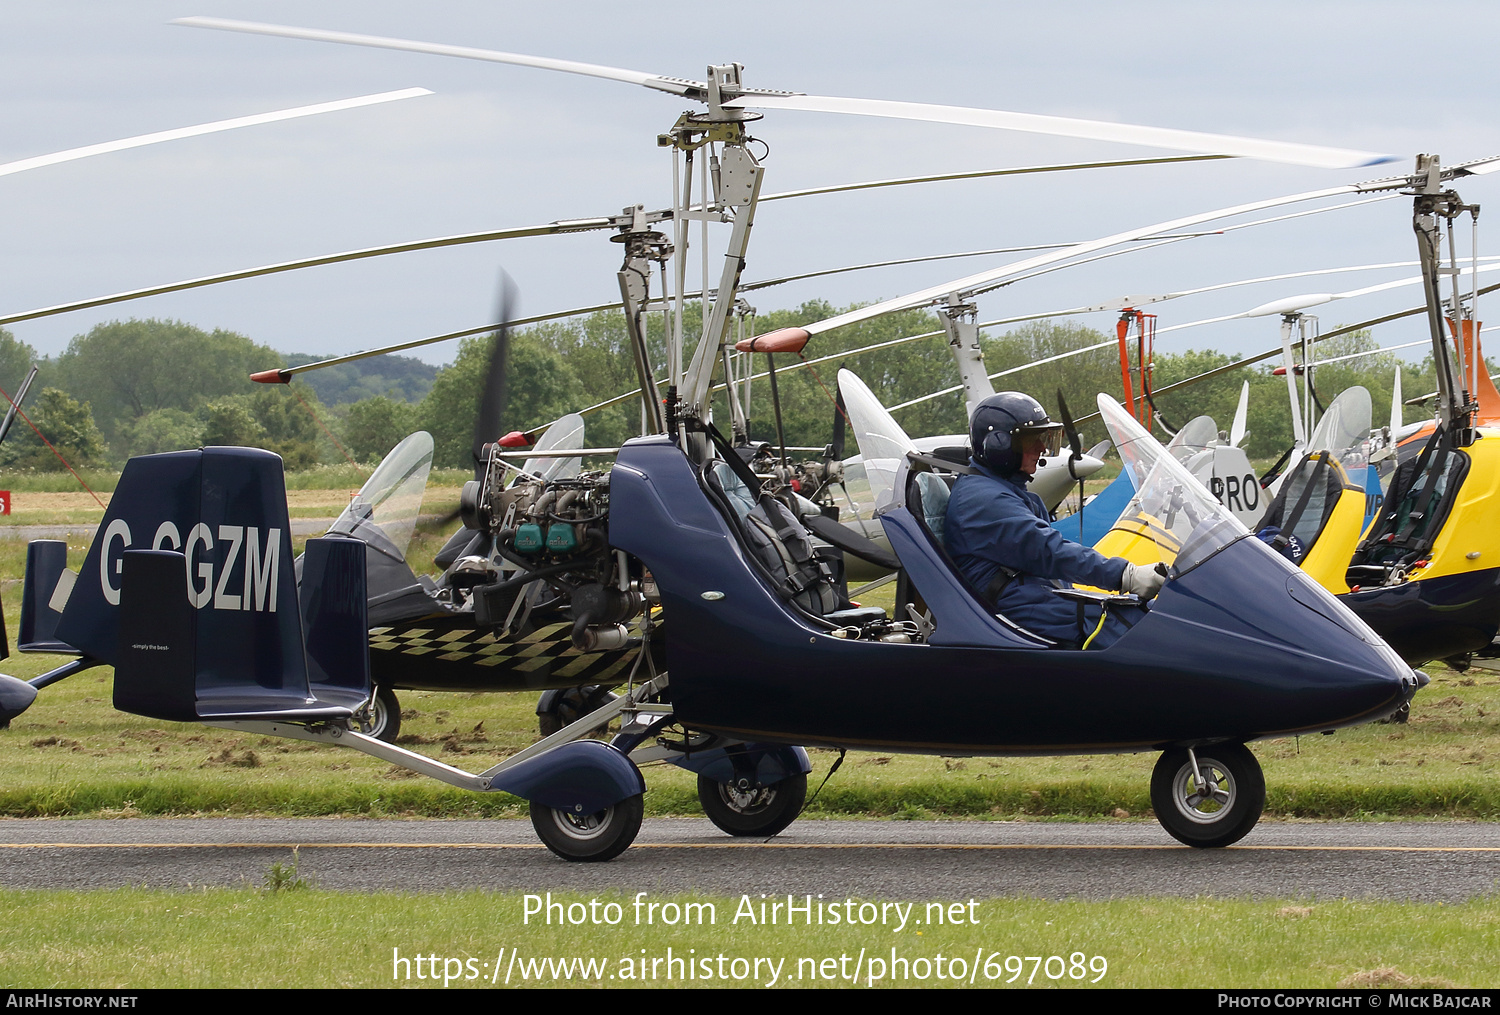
18,540,80,654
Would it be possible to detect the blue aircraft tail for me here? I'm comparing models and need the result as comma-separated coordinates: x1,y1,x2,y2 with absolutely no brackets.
46,446,370,724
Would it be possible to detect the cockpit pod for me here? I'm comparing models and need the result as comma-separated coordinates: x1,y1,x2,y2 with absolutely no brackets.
1094,392,1417,726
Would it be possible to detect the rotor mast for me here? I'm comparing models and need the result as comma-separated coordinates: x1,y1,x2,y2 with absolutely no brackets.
670,64,767,431
939,295,994,418
1411,154,1482,433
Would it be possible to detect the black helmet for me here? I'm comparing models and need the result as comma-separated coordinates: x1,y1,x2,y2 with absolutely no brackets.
970,392,1063,476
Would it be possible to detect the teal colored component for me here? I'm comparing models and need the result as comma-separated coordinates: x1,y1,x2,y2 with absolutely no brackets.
513,523,545,554
546,523,579,553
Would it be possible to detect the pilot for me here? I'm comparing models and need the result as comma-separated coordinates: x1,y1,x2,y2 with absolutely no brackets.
945,392,1165,648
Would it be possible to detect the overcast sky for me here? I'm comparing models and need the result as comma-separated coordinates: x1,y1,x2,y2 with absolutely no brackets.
3,1,1498,384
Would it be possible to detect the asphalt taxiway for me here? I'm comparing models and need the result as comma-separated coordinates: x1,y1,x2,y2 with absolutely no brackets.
0,818,1495,900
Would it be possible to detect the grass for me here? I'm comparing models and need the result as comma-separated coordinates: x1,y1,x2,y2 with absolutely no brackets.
0,890,1496,988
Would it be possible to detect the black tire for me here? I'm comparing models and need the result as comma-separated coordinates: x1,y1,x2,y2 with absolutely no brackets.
537,685,616,738
364,685,401,743
698,772,807,837
1150,744,1264,848
529,794,644,862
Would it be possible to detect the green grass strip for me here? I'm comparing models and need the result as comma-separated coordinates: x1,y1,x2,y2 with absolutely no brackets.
0,889,1496,988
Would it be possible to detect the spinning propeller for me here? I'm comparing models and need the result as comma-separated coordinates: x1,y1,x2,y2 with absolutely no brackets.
425,269,517,534
1055,389,1087,540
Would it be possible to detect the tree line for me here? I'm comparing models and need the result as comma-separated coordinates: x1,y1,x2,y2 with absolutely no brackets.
0,308,1457,475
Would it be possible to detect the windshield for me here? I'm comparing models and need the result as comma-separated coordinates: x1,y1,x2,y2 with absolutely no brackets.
840,368,917,516
518,413,586,484
1098,395,1249,574
1168,415,1219,463
329,430,434,563
1308,386,1372,478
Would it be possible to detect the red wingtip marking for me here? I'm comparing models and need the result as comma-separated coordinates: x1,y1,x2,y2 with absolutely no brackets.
735,328,810,354
250,369,290,384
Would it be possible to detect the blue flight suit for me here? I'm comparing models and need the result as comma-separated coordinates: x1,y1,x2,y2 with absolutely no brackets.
945,459,1132,646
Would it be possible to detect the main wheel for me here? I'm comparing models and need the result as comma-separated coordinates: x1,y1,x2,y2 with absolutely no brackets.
698,772,807,837
537,685,617,738
529,794,644,862
363,685,401,743
1150,744,1264,848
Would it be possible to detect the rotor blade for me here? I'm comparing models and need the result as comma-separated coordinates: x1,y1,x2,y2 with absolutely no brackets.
882,250,1441,414
1230,382,1250,448
176,16,1394,170
1171,262,1500,330
745,94,1396,170
758,154,1232,202
1302,338,1427,367
0,88,431,179
250,300,622,383
1452,154,1500,176
9,170,1393,331
0,219,610,327
474,272,517,480
249,236,1210,382
1066,281,1500,427
783,183,1372,340
0,365,39,445
172,17,775,99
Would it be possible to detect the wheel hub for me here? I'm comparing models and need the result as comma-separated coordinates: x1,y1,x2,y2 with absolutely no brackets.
721,783,772,813
1173,759,1235,824
551,807,612,840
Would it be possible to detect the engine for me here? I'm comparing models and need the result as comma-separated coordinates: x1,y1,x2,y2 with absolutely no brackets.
451,455,646,652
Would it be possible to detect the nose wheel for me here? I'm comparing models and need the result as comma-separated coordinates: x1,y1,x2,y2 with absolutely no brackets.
698,772,807,837
1150,744,1264,848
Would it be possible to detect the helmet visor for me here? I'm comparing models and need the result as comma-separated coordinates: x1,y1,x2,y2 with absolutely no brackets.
1015,422,1063,458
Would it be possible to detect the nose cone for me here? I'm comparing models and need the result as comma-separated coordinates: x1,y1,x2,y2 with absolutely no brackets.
1031,453,1107,512
1073,452,1106,479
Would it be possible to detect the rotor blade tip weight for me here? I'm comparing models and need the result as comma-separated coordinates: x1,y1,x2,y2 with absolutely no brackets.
250,368,291,384
736,328,810,354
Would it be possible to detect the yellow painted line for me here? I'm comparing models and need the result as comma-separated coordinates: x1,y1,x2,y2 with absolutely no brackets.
0,842,1497,853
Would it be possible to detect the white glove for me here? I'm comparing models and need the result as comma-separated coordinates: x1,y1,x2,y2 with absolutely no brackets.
1121,562,1167,601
